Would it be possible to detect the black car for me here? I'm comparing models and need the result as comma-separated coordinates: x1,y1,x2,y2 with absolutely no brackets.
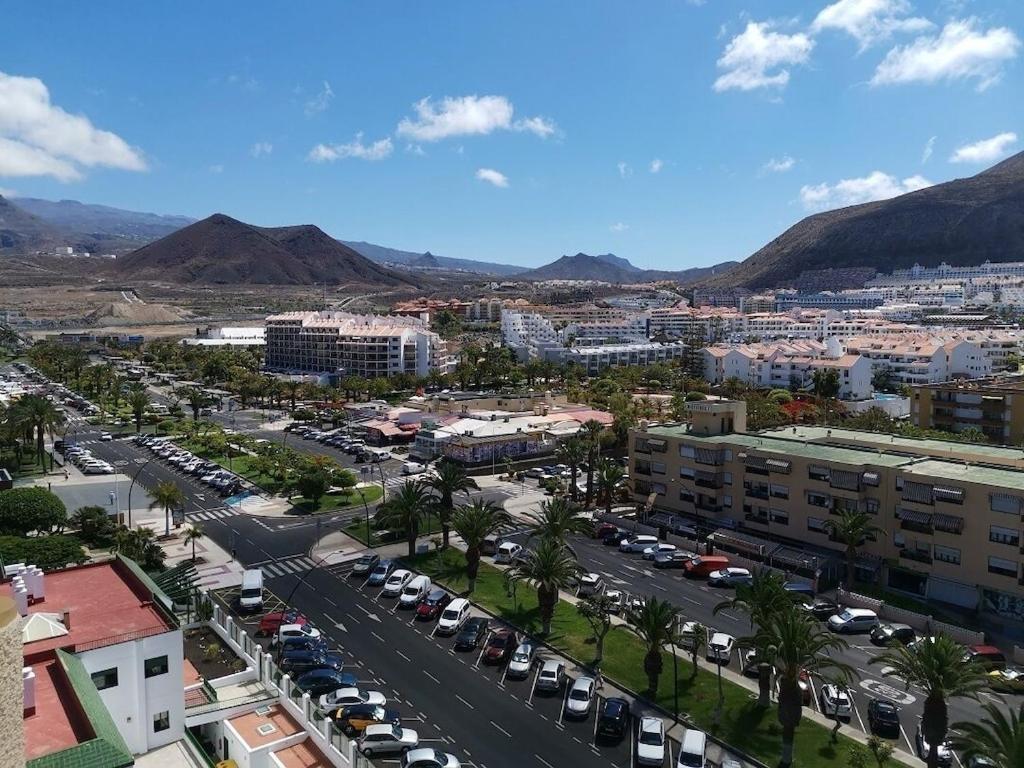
602,530,631,546
454,617,489,650
867,698,901,736
870,623,916,646
803,597,842,620
595,697,630,740
334,704,402,737
294,668,359,697
279,635,329,655
279,649,346,676
352,553,381,577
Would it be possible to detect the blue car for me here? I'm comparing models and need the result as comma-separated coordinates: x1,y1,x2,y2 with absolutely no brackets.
294,668,359,697
366,559,394,586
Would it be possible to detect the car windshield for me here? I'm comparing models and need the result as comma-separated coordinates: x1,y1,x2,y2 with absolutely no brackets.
441,609,459,620
679,752,703,768
570,688,589,700
639,728,663,745
488,635,508,647
838,610,855,621
372,565,387,574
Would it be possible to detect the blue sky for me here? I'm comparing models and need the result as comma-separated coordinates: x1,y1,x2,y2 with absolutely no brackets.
2,1,1023,270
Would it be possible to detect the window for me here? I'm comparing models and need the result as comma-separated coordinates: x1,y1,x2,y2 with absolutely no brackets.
770,508,789,525
808,465,829,482
90,668,118,691
990,525,1021,547
679,466,695,480
770,484,789,500
990,493,1023,515
679,445,695,459
934,545,961,565
806,491,831,508
721,495,733,508
651,462,666,475
893,531,905,548
988,556,1019,578
722,472,732,486
144,656,169,678
862,472,879,487
807,517,826,533
153,711,170,733
865,498,880,515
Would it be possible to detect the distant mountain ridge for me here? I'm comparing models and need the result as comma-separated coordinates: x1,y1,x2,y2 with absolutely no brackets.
517,252,738,284
116,214,418,287
14,197,196,242
704,151,1024,291
0,195,64,252
343,240,523,275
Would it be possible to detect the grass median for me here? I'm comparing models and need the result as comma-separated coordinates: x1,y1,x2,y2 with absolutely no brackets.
291,484,384,515
405,547,906,768
346,509,442,546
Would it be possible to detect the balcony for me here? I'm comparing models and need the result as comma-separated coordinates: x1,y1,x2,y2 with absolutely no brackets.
899,549,932,565
900,519,934,535
696,501,724,514
695,474,724,490
744,488,770,500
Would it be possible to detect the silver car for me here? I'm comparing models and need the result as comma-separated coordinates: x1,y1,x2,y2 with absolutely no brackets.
535,660,566,692
358,723,419,757
564,676,596,718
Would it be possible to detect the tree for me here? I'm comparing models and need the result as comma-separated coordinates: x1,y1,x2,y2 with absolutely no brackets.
128,388,149,433
871,635,988,768
595,458,625,515
450,499,510,593
0,533,87,571
507,537,579,635
686,622,707,680
423,459,478,548
295,470,330,510
949,702,1024,768
577,593,617,665
376,481,432,558
150,480,185,537
0,487,67,535
183,524,204,562
624,596,679,695
527,496,593,548
556,436,588,503
750,608,856,767
824,509,881,591
70,505,116,546
114,525,165,570
8,394,65,468
184,388,208,421
866,736,894,768
580,419,605,507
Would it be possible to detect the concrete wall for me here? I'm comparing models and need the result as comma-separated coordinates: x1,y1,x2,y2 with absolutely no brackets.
0,598,23,768
837,589,985,645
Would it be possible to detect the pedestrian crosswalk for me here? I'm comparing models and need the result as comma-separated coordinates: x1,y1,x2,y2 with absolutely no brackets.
187,507,239,522
262,556,316,578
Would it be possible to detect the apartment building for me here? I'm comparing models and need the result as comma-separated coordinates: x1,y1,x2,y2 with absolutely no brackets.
264,311,453,378
391,297,505,323
630,400,1024,617
557,341,687,374
913,375,1024,444
647,306,745,342
843,334,991,385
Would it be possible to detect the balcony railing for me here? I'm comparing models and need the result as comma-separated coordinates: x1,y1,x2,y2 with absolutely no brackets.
900,520,934,535
899,549,932,564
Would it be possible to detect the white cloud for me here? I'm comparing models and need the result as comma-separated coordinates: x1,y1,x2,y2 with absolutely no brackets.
811,0,932,50
713,22,815,92
304,81,334,116
921,135,936,163
649,158,663,174
405,144,426,156
208,164,224,174
761,155,796,173
250,141,273,158
617,161,633,178
396,95,557,141
871,18,1021,90
0,70,146,182
799,170,932,211
609,222,630,232
949,132,1018,164
475,168,509,188
307,134,394,162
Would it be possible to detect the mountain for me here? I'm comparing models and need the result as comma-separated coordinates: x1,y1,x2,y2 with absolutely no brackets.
343,240,523,275
0,195,64,252
13,198,195,242
117,214,417,286
517,252,738,284
705,151,1024,291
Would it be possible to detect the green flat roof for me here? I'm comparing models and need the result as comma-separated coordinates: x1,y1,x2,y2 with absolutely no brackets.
903,458,1024,491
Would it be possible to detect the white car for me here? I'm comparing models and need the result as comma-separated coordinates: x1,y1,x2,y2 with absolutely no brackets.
828,608,879,634
578,572,605,597
401,748,462,768
642,543,677,560
708,567,753,587
535,659,566,692
564,676,596,718
678,621,704,649
636,716,667,766
819,684,852,717
619,535,659,553
507,642,535,679
402,461,427,476
382,569,414,597
277,623,321,642
358,723,419,757
915,723,953,767
100,432,112,441
706,632,735,664
319,687,386,712
437,598,471,635
604,589,625,614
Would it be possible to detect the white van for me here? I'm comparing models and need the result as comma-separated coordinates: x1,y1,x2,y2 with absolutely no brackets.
239,569,264,612
677,728,708,768
399,575,432,608
494,542,523,564
437,597,471,635
363,447,393,463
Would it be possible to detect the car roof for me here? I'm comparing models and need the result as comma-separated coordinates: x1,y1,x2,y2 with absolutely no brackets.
710,632,732,642
603,697,628,714
389,569,411,578
363,723,397,735
845,608,877,617
541,659,563,671
873,699,898,711
425,588,447,599
446,597,469,609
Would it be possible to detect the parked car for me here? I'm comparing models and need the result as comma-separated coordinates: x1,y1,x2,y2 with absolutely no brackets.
481,628,516,664
802,597,843,620
334,704,402,736
381,569,414,597
602,529,631,546
870,623,916,646
415,589,452,621
320,687,387,712
454,617,489,650
577,572,605,597
506,642,536,679
828,608,879,634
706,632,735,664
351,553,381,577
494,541,523,564
279,635,329,655
258,610,304,636
819,684,852,718
642,543,677,560
564,676,596,718
358,723,419,757
708,567,753,587
437,598,471,635
595,522,620,539
653,551,693,569
400,748,462,768
595,697,630,739
277,623,321,643
867,698,901,736
683,555,731,579
294,668,358,696
535,660,566,692
915,723,953,767
965,644,1007,671
619,535,659,553
604,589,625,613
636,716,667,765
279,649,345,676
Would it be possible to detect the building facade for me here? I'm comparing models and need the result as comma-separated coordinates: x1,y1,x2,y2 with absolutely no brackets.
913,375,1024,444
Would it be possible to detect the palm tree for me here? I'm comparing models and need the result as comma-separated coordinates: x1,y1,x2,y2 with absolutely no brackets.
949,702,1024,768
871,635,988,768
595,458,625,515
624,596,679,695
150,480,186,537
450,499,511,593
376,481,432,558
184,388,207,421
686,622,707,680
527,496,593,547
714,569,791,706
507,537,579,635
128,388,149,433
580,419,605,507
183,524,204,562
423,459,478,548
556,437,588,503
824,509,882,591
751,608,856,766
11,394,65,468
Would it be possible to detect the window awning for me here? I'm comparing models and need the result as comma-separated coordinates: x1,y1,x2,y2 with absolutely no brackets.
933,486,964,504
932,513,964,534
647,438,667,451
743,455,768,470
766,458,792,473
901,481,934,505
897,507,933,526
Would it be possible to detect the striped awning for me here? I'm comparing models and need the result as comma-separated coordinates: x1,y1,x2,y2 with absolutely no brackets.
933,486,964,504
932,513,964,534
902,481,934,505
766,458,792,473
896,507,933,526
743,455,768,470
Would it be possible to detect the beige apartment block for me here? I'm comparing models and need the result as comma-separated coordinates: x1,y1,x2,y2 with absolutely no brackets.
913,375,1024,445
630,400,1024,621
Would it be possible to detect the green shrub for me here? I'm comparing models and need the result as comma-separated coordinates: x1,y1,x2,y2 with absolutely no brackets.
0,534,87,570
0,487,67,536
684,391,707,401
768,389,793,404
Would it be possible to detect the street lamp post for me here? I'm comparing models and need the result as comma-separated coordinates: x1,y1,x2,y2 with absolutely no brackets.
126,456,154,528
669,635,680,726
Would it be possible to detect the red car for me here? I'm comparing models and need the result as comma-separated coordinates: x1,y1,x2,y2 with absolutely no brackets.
595,522,619,540
258,609,306,636
483,628,517,664
415,589,452,621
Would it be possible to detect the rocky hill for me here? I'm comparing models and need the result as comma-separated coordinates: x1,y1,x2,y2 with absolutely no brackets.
343,240,523,275
517,252,738,284
14,197,195,243
0,195,64,252
116,214,418,287
705,151,1024,291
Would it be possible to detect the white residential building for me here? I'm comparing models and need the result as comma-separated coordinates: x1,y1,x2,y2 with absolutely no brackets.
843,334,991,386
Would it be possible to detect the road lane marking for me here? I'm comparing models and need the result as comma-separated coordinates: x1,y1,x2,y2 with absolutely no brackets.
396,650,410,662
424,671,440,684
534,755,555,768
456,694,474,710
490,721,512,738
